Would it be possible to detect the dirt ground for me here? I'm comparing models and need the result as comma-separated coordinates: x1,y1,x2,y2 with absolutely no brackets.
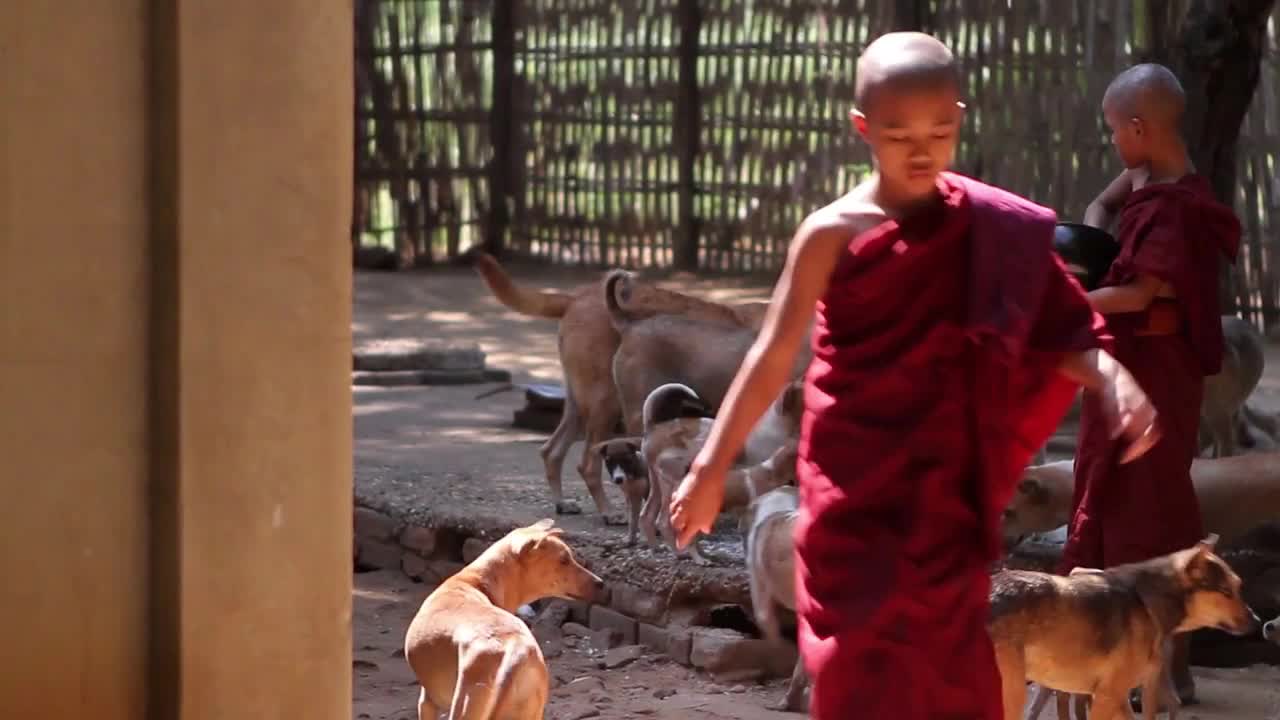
352,261,1280,719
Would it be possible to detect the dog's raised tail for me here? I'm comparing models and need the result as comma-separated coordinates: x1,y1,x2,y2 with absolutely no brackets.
641,382,707,435
604,269,639,331
468,251,573,319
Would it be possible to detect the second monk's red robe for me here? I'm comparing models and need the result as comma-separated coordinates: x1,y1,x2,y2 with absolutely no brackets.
794,172,1107,720
1060,175,1241,572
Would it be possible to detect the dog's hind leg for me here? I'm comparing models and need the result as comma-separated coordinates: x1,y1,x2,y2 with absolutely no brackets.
577,391,626,526
541,386,583,515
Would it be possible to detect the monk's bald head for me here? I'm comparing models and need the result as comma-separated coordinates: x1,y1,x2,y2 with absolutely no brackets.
1103,63,1185,129
855,32,961,113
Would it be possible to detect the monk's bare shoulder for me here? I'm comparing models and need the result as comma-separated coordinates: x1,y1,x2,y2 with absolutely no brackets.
794,186,890,253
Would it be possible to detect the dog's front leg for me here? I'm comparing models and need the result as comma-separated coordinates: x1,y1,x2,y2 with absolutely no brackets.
771,657,809,713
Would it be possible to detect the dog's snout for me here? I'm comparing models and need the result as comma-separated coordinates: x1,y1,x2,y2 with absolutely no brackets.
1264,617,1278,641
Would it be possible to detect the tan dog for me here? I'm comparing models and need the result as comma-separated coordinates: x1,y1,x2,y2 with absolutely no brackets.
1003,452,1280,550
404,519,604,720
637,382,803,563
989,536,1259,720
606,269,811,434
743,485,808,713
1200,315,1266,458
468,252,767,524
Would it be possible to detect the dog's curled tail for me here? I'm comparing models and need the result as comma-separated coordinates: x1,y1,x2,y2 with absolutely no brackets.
604,269,638,331
468,250,573,319
641,382,705,435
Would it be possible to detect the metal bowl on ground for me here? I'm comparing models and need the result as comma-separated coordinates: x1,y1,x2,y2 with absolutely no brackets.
1052,222,1120,291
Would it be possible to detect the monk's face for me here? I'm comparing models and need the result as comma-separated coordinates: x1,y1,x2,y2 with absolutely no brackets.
1103,101,1147,169
852,85,963,202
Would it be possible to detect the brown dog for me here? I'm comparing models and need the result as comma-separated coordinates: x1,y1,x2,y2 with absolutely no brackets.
469,252,767,524
637,382,803,564
404,519,604,720
605,269,811,434
1003,452,1280,550
989,536,1259,720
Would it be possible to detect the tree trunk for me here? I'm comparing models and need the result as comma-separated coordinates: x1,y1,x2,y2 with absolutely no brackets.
1141,0,1276,205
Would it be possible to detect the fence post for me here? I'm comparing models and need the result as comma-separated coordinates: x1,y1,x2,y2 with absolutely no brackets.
487,0,516,257
891,0,927,31
674,0,701,271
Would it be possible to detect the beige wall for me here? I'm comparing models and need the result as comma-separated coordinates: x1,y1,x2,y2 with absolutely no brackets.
0,1,352,717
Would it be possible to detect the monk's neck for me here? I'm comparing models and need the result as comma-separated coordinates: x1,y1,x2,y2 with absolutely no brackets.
867,173,942,219
1145,148,1194,185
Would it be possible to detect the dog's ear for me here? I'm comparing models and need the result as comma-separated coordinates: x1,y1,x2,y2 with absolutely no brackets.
1135,569,1189,635
1017,475,1050,505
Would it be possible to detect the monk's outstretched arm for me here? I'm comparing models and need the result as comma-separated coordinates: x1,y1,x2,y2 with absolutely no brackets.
1057,348,1159,463
667,212,865,548
1083,170,1137,231
688,218,847,473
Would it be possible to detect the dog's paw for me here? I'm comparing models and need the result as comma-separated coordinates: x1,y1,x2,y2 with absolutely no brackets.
601,510,628,526
555,499,583,515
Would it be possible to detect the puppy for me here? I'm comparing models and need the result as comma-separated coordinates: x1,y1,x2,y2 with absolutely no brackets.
989,536,1259,720
404,519,604,720
743,485,808,713
468,251,767,524
637,381,804,563
595,438,648,546
1265,614,1280,645
1003,452,1280,550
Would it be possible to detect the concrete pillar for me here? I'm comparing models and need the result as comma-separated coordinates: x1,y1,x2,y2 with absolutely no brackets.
1,1,353,718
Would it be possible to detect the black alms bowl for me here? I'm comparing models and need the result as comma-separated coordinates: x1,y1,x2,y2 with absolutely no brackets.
1052,222,1120,291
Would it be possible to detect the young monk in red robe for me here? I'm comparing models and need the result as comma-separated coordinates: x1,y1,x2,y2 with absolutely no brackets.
667,32,1159,719
1058,63,1242,706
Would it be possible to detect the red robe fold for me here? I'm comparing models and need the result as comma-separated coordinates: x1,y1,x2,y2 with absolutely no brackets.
1060,175,1241,573
795,172,1106,720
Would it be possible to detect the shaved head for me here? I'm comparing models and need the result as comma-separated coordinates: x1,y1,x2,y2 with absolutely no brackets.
855,32,960,112
1103,63,1185,128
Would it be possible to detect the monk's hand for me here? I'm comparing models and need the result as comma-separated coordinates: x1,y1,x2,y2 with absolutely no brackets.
669,465,726,550
1100,362,1160,464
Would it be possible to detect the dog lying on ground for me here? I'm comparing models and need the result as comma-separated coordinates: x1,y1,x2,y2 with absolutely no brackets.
744,485,809,713
404,519,604,720
1200,315,1266,458
468,251,768,524
989,536,1259,720
1003,452,1280,550
606,269,812,434
637,382,803,563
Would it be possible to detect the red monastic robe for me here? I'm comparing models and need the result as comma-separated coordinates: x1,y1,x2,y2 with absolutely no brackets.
1059,175,1241,573
795,172,1107,719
